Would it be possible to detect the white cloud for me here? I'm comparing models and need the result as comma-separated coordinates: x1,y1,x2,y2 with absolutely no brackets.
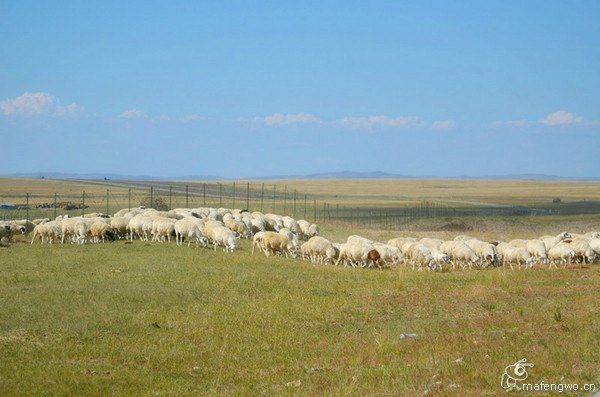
0,92,82,117
541,110,583,126
337,115,420,129
493,110,595,129
181,114,201,122
256,113,319,125
119,109,147,119
431,120,456,130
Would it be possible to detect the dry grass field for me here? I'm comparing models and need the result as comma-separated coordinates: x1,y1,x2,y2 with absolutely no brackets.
1,177,600,395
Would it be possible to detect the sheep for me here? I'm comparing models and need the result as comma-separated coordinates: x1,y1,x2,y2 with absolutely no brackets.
524,239,548,264
174,217,205,246
259,231,295,258
347,235,374,245
440,241,480,270
589,239,600,256
251,231,266,255
501,246,535,270
387,237,418,254
301,236,337,264
465,238,500,267
110,217,130,239
60,218,87,244
206,225,237,252
127,214,154,241
31,221,62,244
186,225,209,248
547,242,576,268
151,218,176,243
336,241,381,268
282,216,302,234
90,222,116,243
250,217,267,234
263,214,283,231
307,223,320,238
224,219,251,239
0,221,26,242
540,232,572,251
32,218,50,225
406,243,439,271
11,219,35,233
278,227,300,254
568,238,596,263
373,243,404,266
584,231,600,240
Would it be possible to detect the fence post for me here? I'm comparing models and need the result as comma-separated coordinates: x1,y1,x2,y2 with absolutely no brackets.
26,193,29,220
283,185,287,214
219,183,222,207
82,191,86,216
203,183,206,206
233,182,236,209
246,182,250,210
272,185,276,212
106,189,109,215
260,183,265,211
128,188,131,211
169,185,172,210
293,189,297,217
313,199,317,221
54,193,58,219
150,186,153,209
186,184,189,208
304,194,307,219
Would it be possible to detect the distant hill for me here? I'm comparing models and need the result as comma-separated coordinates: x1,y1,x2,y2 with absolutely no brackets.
2,171,599,181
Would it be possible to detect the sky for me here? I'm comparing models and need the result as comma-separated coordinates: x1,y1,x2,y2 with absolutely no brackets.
1,1,599,178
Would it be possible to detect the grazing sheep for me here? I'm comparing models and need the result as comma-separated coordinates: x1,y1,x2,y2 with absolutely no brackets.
465,238,500,267
32,218,50,225
568,238,596,263
110,217,129,239
282,216,302,234
373,243,404,266
260,231,295,258
0,221,26,242
547,242,576,268
387,237,418,254
301,236,337,264
347,235,374,245
207,225,238,252
11,219,35,233
540,232,572,251
336,241,381,268
174,217,205,246
251,231,267,255
127,214,154,241
278,227,300,253
440,241,480,270
151,218,176,243
31,221,62,244
405,243,439,271
90,222,116,243
224,219,251,239
500,244,535,269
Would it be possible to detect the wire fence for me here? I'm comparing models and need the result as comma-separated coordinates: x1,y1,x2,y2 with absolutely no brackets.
2,180,600,230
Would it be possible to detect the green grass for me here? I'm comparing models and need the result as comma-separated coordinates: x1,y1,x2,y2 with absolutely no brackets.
2,239,599,395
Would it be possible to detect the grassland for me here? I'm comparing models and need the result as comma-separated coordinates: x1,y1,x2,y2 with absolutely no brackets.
1,177,600,395
2,239,599,395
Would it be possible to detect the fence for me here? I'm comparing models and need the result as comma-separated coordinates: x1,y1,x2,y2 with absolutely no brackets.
2,180,599,230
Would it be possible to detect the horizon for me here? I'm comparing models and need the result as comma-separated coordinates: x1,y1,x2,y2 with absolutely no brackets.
2,170,600,182
1,2,599,177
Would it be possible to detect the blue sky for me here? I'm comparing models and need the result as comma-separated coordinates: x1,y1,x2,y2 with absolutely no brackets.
1,1,599,178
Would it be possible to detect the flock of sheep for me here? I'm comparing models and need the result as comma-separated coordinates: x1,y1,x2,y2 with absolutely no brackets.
2,205,599,271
